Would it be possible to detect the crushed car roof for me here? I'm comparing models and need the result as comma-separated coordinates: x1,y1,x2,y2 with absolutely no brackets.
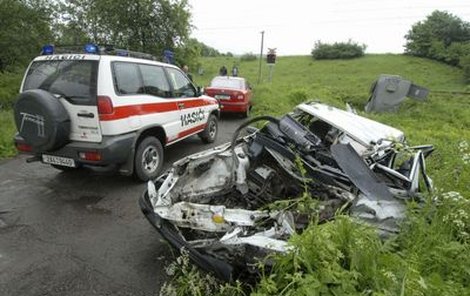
297,103,404,148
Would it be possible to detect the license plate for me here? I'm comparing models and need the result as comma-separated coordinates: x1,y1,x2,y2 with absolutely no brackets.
215,95,231,100
42,155,76,168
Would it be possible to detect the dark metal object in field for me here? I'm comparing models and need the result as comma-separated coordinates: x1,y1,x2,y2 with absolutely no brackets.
141,102,434,282
365,75,429,112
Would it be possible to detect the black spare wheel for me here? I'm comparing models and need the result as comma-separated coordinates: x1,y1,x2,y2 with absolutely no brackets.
14,89,71,151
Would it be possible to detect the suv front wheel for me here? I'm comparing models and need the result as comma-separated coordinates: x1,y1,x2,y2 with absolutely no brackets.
199,114,218,144
134,136,164,181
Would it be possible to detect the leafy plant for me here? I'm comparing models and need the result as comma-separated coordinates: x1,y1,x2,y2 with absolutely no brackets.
460,54,470,82
159,248,246,296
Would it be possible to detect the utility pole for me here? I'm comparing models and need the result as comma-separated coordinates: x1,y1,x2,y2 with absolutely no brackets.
257,31,264,84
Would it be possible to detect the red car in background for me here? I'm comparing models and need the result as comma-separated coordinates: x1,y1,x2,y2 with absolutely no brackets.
204,76,252,117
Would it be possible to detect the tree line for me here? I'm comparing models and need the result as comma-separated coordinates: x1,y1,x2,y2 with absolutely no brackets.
405,10,470,81
0,0,223,72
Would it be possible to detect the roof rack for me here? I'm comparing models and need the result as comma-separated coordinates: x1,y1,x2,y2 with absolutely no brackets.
42,44,159,61
101,45,158,61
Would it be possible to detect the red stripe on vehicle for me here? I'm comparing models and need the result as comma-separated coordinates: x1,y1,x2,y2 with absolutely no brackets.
99,98,217,121
167,123,207,144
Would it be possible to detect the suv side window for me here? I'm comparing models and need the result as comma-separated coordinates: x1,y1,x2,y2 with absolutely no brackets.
166,67,196,98
139,64,171,98
113,62,143,95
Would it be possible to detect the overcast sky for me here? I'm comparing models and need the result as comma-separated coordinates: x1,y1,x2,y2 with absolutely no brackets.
188,0,470,55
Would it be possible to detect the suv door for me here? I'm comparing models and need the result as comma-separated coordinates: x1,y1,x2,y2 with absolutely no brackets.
165,67,207,141
22,56,102,143
109,62,182,142
138,63,181,141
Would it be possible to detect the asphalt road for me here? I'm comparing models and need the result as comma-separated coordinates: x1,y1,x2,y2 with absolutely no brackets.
0,115,246,296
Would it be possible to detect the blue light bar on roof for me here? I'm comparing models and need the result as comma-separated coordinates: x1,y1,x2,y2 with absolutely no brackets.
41,44,54,55
84,43,98,54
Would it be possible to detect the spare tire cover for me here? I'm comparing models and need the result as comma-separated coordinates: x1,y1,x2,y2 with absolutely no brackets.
14,89,71,151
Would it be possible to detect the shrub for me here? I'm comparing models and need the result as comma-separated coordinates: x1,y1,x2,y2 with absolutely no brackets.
0,70,23,110
159,248,246,296
405,11,470,58
0,0,52,72
288,89,309,105
427,41,470,66
405,11,470,82
311,40,366,60
240,52,257,62
460,54,470,82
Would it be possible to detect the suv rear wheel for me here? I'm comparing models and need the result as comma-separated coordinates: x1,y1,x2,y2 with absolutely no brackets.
199,114,218,144
134,136,164,181
14,89,71,151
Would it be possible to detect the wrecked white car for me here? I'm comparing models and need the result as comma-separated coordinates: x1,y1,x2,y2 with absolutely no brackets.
140,102,434,281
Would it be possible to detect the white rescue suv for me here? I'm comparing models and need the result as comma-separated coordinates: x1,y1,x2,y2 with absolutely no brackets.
13,44,220,181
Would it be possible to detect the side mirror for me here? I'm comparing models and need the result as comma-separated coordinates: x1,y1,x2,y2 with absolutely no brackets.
197,86,204,96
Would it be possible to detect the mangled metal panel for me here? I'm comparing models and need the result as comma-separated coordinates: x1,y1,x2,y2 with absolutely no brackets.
365,74,429,113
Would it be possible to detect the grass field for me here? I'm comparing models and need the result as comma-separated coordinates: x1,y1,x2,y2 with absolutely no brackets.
0,54,469,295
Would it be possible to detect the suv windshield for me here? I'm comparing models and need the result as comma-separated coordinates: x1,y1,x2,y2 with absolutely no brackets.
23,60,98,105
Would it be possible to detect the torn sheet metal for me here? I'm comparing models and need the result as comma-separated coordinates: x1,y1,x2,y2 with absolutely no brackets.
220,227,293,253
154,201,272,232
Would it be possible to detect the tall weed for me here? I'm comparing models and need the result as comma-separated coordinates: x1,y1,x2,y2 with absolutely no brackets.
0,110,16,158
